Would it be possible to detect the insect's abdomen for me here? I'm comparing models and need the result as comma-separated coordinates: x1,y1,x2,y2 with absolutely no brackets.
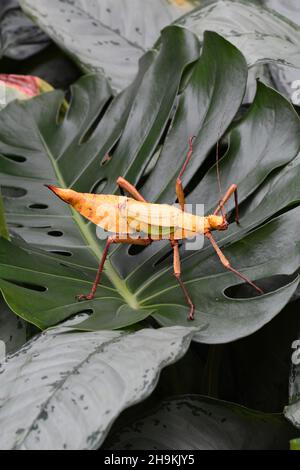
46,187,131,233
72,194,136,234
46,187,208,239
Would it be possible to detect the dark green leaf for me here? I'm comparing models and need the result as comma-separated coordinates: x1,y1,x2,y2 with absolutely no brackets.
142,29,247,202
105,395,296,450
0,189,9,240
192,81,300,212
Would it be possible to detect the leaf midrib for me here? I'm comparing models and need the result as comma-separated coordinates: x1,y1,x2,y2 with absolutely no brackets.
14,330,123,450
37,129,140,310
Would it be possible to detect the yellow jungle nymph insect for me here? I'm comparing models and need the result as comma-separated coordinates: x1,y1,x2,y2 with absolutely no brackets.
46,138,263,321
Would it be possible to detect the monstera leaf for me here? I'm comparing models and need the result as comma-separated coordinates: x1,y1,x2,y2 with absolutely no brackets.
20,0,300,92
105,395,296,450
19,0,200,92
0,28,300,342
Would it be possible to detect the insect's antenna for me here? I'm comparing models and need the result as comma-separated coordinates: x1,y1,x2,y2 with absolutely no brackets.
216,140,222,197
215,136,226,220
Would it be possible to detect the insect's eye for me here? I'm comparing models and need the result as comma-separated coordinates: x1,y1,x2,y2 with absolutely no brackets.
220,220,229,230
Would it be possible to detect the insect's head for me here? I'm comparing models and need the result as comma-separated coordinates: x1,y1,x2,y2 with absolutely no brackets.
207,214,229,231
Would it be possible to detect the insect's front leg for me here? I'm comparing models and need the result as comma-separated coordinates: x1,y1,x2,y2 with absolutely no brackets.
213,184,239,224
205,231,263,294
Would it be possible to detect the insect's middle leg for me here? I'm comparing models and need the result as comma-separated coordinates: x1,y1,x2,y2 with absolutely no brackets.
213,184,239,224
76,236,151,301
171,240,195,321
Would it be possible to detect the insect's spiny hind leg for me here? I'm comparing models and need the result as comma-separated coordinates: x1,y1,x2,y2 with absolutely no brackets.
176,136,195,211
205,232,263,295
76,237,114,302
214,184,239,224
76,236,152,302
171,240,195,321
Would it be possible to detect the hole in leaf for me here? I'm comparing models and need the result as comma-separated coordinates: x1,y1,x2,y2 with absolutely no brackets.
137,116,174,189
154,246,174,267
1,154,26,163
55,309,94,328
138,146,162,186
8,223,24,228
100,137,121,167
74,309,93,316
100,153,112,167
47,230,63,237
80,96,113,144
62,309,94,324
224,274,295,299
29,204,48,209
91,178,107,194
1,186,27,198
64,88,72,104
4,280,47,292
128,244,148,256
50,250,73,257
56,101,67,124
